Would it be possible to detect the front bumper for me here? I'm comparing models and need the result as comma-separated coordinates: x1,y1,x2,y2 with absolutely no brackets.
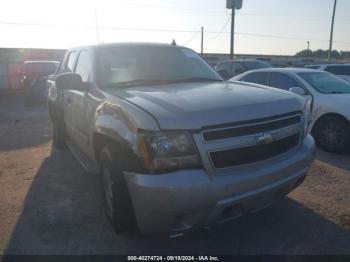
124,134,315,235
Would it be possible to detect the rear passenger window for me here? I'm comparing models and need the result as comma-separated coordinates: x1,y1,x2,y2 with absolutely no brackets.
66,52,77,72
75,51,92,82
269,72,301,91
325,66,350,76
241,72,269,85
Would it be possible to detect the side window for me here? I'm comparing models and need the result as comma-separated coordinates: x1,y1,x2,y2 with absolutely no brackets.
305,65,319,70
66,51,77,72
241,72,269,85
231,62,245,76
269,72,301,91
218,61,231,72
74,51,92,82
325,66,350,76
344,66,350,75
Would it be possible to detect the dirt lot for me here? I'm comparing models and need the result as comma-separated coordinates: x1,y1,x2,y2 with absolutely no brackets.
0,91,350,255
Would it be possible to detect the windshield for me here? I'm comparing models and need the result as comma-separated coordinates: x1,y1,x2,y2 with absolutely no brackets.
297,72,350,94
244,61,271,70
96,45,222,87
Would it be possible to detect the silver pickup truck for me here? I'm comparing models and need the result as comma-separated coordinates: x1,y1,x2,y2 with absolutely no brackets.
48,43,315,236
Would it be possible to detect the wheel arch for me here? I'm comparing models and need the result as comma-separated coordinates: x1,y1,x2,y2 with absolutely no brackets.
311,112,350,135
92,132,144,173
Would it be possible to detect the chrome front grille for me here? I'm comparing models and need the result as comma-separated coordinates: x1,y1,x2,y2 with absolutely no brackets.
198,113,303,169
202,114,301,143
209,133,300,168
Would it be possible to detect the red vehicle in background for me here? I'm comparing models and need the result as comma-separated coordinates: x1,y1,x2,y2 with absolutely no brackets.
20,61,59,105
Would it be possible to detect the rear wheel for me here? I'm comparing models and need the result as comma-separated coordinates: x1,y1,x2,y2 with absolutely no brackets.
314,116,350,153
99,144,136,233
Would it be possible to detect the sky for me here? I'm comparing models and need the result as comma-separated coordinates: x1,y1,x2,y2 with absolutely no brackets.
0,0,349,55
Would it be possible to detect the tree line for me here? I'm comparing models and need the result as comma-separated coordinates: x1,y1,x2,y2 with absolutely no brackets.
295,49,350,60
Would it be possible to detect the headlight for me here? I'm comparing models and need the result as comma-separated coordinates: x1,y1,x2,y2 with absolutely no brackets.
138,131,202,173
303,97,312,137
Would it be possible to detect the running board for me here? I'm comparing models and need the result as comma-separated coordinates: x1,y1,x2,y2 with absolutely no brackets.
66,140,99,174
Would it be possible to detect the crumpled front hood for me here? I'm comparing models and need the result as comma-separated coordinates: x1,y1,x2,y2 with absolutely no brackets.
108,82,303,130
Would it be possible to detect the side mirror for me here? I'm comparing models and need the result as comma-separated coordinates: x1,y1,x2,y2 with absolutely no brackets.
217,69,231,80
55,73,84,91
289,86,307,96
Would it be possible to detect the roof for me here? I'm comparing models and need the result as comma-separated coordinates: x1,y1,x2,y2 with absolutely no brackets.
246,68,324,74
218,59,270,63
307,63,350,67
69,42,188,51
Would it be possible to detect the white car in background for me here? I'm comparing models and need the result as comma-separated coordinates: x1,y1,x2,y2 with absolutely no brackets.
305,64,350,83
231,68,350,153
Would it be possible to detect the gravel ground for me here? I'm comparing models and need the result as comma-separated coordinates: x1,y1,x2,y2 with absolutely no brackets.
0,90,350,255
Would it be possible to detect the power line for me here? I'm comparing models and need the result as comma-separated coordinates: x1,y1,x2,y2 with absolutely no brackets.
235,32,327,42
0,20,196,32
0,20,93,29
236,13,327,19
234,32,350,45
1,20,349,45
115,1,350,21
183,30,201,46
211,15,231,39
337,17,350,21
118,1,226,14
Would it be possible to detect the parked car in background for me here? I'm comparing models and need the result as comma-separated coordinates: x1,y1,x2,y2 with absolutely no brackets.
47,43,315,236
305,64,350,83
231,68,350,153
20,61,59,104
215,59,271,79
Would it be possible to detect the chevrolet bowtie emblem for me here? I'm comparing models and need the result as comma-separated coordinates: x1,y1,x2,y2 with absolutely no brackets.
256,133,274,145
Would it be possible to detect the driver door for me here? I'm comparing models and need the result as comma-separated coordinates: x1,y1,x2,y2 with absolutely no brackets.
62,51,78,138
70,50,93,155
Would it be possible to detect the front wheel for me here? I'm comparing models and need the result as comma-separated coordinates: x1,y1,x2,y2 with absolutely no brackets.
314,116,350,153
99,144,136,233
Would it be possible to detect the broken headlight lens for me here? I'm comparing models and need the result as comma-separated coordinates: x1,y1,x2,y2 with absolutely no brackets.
138,131,202,173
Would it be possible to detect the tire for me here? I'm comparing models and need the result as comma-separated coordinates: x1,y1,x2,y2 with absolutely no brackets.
314,116,350,153
99,144,136,233
52,122,66,149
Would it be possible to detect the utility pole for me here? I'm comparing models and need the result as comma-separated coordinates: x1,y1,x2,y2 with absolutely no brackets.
307,41,310,56
227,0,242,60
230,8,235,60
328,0,337,61
201,27,204,55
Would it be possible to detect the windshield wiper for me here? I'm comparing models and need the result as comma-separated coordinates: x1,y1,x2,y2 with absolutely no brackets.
171,77,224,83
